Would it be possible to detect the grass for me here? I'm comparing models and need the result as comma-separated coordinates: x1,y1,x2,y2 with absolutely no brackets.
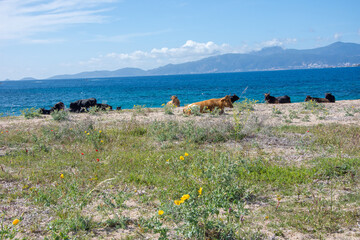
0,108,359,239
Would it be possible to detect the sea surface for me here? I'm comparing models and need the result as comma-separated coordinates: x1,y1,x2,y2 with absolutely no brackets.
1,67,360,116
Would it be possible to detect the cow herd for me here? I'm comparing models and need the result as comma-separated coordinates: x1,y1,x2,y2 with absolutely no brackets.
39,92,336,116
39,98,121,115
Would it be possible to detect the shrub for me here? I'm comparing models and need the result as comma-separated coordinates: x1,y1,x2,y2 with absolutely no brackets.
51,110,69,121
163,103,176,115
20,107,41,119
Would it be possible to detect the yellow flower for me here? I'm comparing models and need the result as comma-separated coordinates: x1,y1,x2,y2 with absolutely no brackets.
100,140,104,143
166,159,169,162
158,210,164,215
161,103,165,106
179,199,185,204
277,195,282,201
84,131,87,133
198,187,203,196
60,173,64,179
181,194,190,201
174,200,181,205
184,152,189,157
265,215,269,220
179,156,184,160
12,219,20,225
87,133,90,135
99,130,102,133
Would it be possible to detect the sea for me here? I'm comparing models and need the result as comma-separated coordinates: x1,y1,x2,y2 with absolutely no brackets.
1,67,359,116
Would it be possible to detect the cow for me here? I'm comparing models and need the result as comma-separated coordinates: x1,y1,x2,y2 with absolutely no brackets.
229,94,240,103
96,103,113,111
51,102,65,111
70,98,97,113
325,93,336,102
40,101,65,114
183,95,233,115
305,96,329,103
39,108,52,115
167,96,180,107
264,93,291,104
116,106,122,111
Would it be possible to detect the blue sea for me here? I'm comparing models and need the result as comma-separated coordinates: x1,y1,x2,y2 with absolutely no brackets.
1,67,360,116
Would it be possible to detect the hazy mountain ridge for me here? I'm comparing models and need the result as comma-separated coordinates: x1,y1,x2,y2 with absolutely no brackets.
48,42,360,80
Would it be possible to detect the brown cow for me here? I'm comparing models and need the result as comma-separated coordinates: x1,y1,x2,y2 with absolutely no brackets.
304,96,330,103
183,95,233,115
167,96,180,107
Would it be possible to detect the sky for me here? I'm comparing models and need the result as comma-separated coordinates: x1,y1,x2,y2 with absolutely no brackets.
0,0,359,80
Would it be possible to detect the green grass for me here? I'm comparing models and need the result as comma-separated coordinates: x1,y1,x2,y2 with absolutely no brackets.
0,112,359,239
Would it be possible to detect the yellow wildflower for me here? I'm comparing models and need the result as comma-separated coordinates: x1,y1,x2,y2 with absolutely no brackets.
184,152,189,157
277,195,282,201
198,187,203,196
100,140,104,143
60,173,64,179
174,200,181,205
158,210,164,215
84,131,87,133
166,159,169,162
87,133,90,135
161,103,165,106
99,130,102,133
265,216,269,220
179,156,184,160
12,219,20,225
181,194,190,201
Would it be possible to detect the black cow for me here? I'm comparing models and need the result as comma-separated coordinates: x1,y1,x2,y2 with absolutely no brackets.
52,102,65,111
40,101,65,114
229,94,240,103
116,107,122,111
96,103,113,111
39,108,52,115
325,93,336,102
264,93,291,104
70,98,97,113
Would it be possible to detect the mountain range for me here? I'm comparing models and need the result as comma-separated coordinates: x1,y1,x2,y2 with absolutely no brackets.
48,41,360,80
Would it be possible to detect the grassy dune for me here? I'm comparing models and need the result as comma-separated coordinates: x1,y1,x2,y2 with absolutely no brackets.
0,100,360,239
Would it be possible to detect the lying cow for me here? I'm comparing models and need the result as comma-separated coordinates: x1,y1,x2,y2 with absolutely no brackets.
96,103,113,111
229,94,240,103
183,95,233,115
325,93,336,102
70,98,97,113
167,96,180,107
305,93,336,103
40,101,65,114
264,93,291,104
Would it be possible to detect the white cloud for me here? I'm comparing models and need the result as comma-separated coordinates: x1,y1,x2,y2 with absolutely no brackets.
77,40,238,70
334,33,342,40
257,38,297,49
0,0,116,40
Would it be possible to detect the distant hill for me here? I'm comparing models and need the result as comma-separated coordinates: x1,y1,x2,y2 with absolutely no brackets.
49,67,146,80
48,42,360,79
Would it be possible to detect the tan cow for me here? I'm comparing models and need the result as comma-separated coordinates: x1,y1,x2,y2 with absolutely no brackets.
167,96,180,107
183,95,233,115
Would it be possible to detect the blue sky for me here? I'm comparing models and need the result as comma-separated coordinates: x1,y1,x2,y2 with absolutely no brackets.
0,0,359,80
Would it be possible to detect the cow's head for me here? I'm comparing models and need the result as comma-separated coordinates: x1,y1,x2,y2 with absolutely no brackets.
171,95,178,101
264,93,271,101
229,94,240,103
221,95,233,108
